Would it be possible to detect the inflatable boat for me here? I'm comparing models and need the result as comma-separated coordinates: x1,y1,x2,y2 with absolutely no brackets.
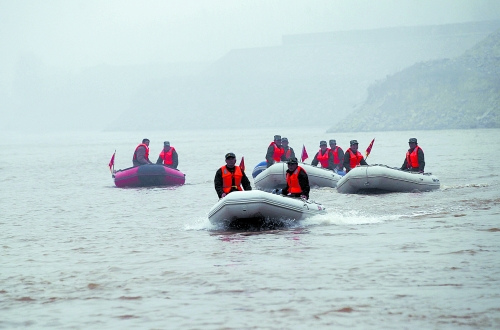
208,190,326,228
336,164,440,194
252,160,268,178
113,164,185,188
254,162,342,191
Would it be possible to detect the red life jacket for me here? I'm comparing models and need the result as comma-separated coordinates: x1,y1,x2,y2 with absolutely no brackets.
316,148,331,168
159,147,176,165
406,146,423,169
331,146,341,164
221,166,243,194
286,166,305,194
284,147,292,159
133,143,150,161
346,148,363,169
268,142,285,163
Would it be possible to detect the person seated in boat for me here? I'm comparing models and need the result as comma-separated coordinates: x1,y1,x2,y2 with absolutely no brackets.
343,140,368,173
401,138,425,173
214,152,252,199
282,157,310,200
265,135,285,167
132,138,153,167
311,140,335,170
329,139,345,173
156,141,179,169
281,137,296,161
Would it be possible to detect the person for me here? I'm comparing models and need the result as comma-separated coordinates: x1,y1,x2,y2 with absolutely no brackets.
132,138,153,167
329,139,345,172
265,134,285,167
311,140,335,170
343,140,368,173
281,137,296,161
281,157,310,200
214,152,252,199
401,138,425,173
156,141,179,169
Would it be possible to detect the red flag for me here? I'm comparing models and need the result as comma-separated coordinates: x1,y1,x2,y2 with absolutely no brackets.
239,156,245,171
301,145,309,162
108,151,115,173
365,138,375,159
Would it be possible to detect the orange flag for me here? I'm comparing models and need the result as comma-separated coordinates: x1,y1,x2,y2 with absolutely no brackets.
365,138,375,159
301,145,309,162
239,156,245,171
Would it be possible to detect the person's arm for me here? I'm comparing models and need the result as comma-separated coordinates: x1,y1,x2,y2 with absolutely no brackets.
418,149,425,172
156,154,163,164
311,153,319,166
172,150,179,169
343,152,351,172
290,148,296,160
336,148,345,170
298,169,310,199
401,156,408,170
265,145,274,167
327,152,335,170
136,147,148,165
241,171,252,191
360,157,368,166
214,168,224,198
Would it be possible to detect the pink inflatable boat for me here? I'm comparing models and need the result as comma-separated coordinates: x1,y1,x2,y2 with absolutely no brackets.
113,164,185,188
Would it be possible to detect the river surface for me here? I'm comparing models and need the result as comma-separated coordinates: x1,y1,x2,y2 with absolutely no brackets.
1,127,499,329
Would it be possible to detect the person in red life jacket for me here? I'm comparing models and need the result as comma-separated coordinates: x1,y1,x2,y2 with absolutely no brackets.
311,140,335,170
132,138,153,167
281,137,296,161
281,157,310,200
329,139,345,172
265,134,285,167
401,138,425,173
343,140,368,173
214,152,252,199
156,141,179,169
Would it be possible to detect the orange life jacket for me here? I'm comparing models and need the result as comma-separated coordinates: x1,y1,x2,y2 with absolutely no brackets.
286,166,305,194
159,147,176,165
331,146,341,164
346,148,363,169
284,147,292,159
316,148,331,168
405,146,422,169
133,144,150,161
268,142,285,162
221,166,243,194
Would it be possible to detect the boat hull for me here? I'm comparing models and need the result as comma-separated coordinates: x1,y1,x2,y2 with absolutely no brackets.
254,162,341,190
113,164,185,187
336,165,440,194
208,190,326,227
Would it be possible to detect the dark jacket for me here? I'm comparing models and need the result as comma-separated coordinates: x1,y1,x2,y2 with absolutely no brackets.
156,148,179,169
401,147,425,172
282,167,310,199
311,150,335,170
214,165,252,198
282,146,296,161
132,145,152,167
343,149,368,173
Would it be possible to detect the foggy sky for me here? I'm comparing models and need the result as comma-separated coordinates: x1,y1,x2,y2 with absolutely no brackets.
1,0,500,131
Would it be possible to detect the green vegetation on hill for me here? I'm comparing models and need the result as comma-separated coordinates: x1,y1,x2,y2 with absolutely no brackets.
329,29,500,132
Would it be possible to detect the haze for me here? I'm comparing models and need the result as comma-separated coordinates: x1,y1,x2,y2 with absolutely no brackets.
1,0,500,131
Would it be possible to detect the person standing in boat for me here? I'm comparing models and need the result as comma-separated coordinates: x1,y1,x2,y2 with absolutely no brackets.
156,141,179,169
214,152,252,199
343,140,368,173
311,140,335,170
281,137,296,161
265,134,285,167
401,138,425,173
132,138,153,167
281,157,310,200
329,139,345,172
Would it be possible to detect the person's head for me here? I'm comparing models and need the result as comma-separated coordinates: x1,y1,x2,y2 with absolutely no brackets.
281,137,289,146
319,140,327,150
142,138,150,146
287,157,299,170
408,138,418,149
225,152,236,167
329,139,337,148
274,135,282,146
164,141,170,149
350,140,359,151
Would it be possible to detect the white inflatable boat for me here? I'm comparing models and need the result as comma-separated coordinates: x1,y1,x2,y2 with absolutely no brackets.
336,164,440,194
208,190,326,228
254,162,342,191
